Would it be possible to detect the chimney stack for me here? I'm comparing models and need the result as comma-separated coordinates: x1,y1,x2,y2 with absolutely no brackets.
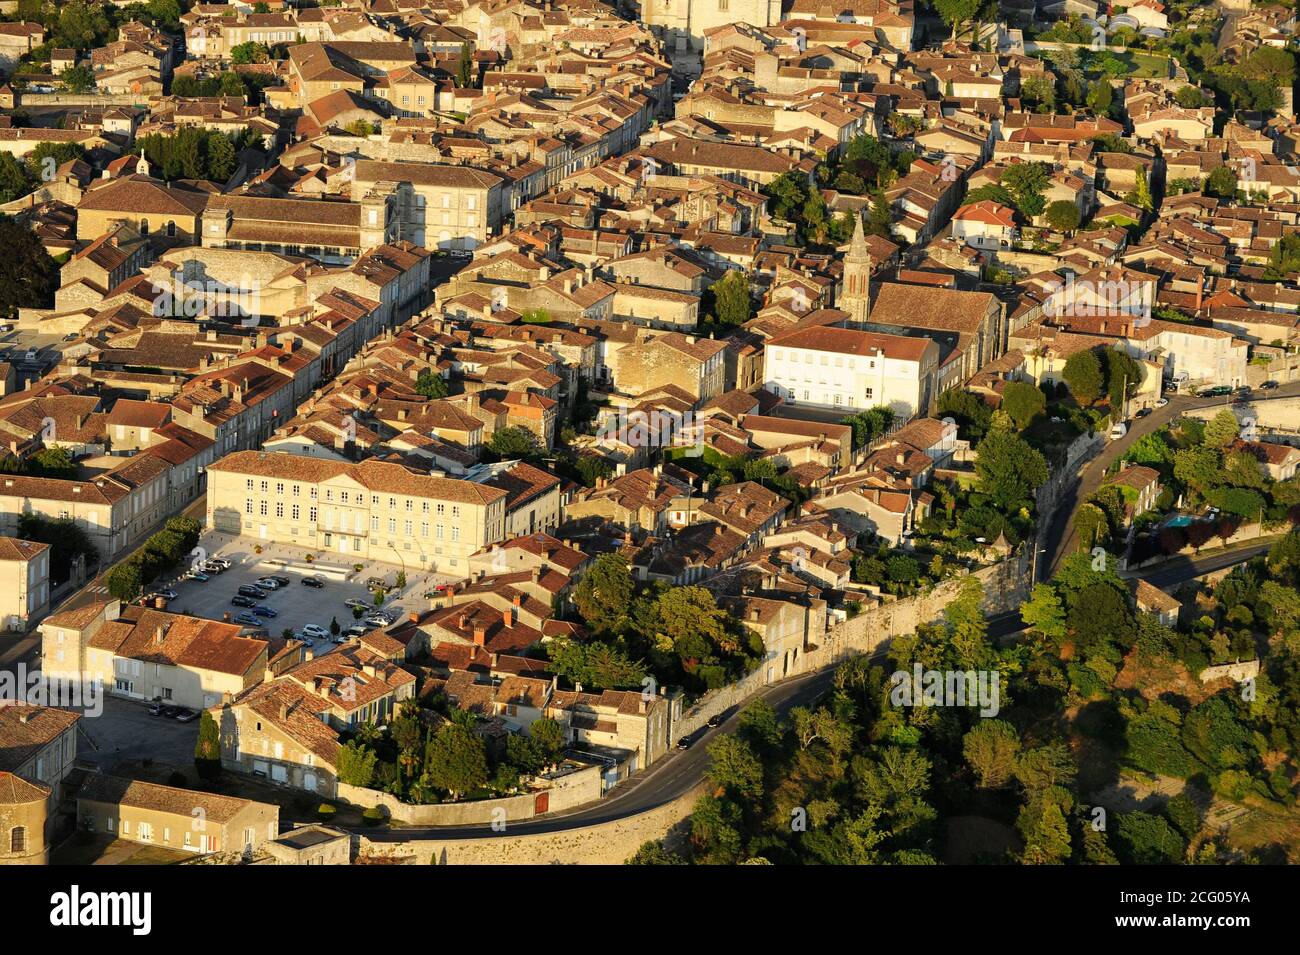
472,625,486,646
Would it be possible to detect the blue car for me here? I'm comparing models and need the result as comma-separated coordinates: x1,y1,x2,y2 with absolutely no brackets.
251,605,278,618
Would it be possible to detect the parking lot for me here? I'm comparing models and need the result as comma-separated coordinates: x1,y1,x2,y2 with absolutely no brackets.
157,532,450,651
77,695,200,772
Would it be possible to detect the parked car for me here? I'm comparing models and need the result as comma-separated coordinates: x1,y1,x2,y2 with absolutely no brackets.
343,625,369,638
365,576,387,589
230,595,255,608
301,576,326,588
707,713,726,728
1155,397,1169,408
202,561,226,574
161,705,181,719
237,585,267,598
267,575,291,587
344,598,371,611
156,589,178,600
676,730,706,750
233,612,261,625
186,571,210,582
207,557,232,570
172,708,198,723
1198,385,1232,398
363,616,391,629
251,605,278,618
301,624,330,640
147,701,166,716
255,577,281,590
1262,380,1280,390
1109,422,1128,440
1135,407,1151,419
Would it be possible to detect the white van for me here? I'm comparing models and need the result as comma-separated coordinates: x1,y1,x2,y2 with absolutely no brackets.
1109,422,1128,440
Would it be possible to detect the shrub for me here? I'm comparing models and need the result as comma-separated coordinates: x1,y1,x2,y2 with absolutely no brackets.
317,803,337,820
362,807,385,827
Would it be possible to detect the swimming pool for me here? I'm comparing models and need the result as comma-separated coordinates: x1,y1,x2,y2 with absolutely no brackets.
1166,516,1196,528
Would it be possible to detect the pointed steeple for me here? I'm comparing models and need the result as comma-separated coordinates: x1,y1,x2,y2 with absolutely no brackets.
841,210,872,325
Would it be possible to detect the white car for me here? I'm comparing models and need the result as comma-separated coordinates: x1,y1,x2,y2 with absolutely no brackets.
1155,397,1168,408
344,598,371,611
1109,422,1128,440
300,624,330,640
255,577,282,590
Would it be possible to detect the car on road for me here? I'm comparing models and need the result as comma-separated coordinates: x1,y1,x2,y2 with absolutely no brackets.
1135,407,1151,419
255,577,282,590
707,713,726,728
1155,397,1168,408
344,598,371,611
233,612,262,625
237,585,267,598
1109,422,1128,440
148,701,166,716
160,705,181,719
423,584,451,598
172,708,198,723
676,729,707,750
301,576,326,588
250,605,278,618
202,561,226,574
1198,385,1233,398
1237,386,1252,397
267,575,291,587
207,557,232,570
343,625,370,639
1262,380,1280,390
363,616,391,629
156,589,178,600
300,624,330,640
230,594,255,607
365,576,388,589
186,571,210,582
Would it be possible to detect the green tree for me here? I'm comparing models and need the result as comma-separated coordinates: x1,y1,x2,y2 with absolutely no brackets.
1001,380,1046,430
1020,583,1067,640
1062,348,1104,404
626,840,686,864
1044,199,1081,233
0,218,59,319
705,269,752,327
486,425,539,460
546,639,645,690
415,369,449,398
705,734,764,801
106,559,144,602
974,429,1049,511
1126,165,1154,212
230,41,270,65
934,0,980,37
529,717,566,762
55,1,110,50
456,41,475,88
423,723,489,799
59,65,94,93
572,553,634,634
1205,165,1238,199
0,154,32,204
1203,409,1241,448
337,740,378,787
218,71,248,99
962,719,1021,788
194,710,222,780
1086,79,1114,116
1001,162,1050,219
1116,811,1186,864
